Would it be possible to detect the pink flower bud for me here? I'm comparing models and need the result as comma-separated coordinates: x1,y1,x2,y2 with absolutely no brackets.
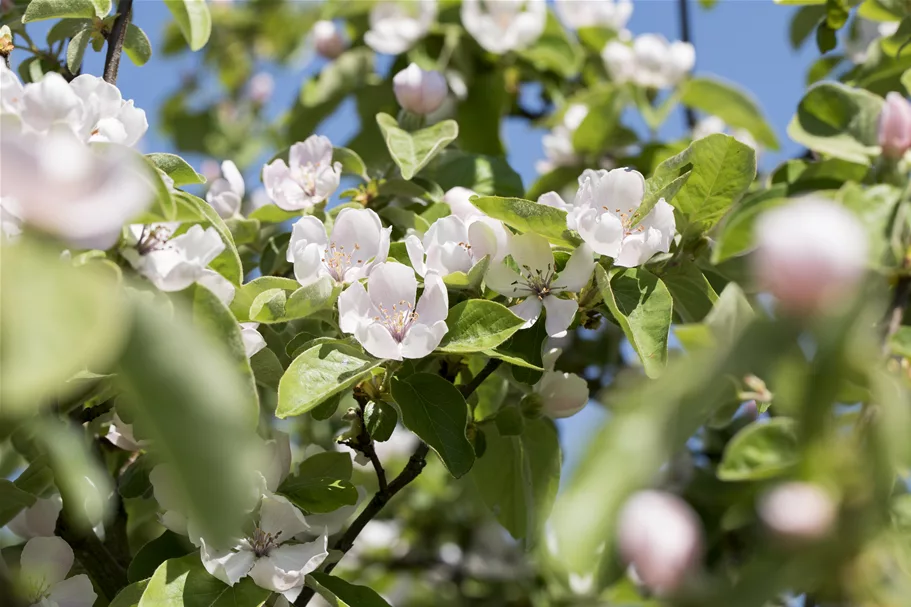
617,490,703,595
753,198,868,315
879,92,911,159
759,482,836,541
393,63,448,116
313,20,347,60
247,72,274,105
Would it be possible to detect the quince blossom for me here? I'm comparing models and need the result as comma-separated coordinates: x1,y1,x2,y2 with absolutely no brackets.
461,0,546,55
262,135,342,211
123,224,228,293
554,0,632,31
442,187,510,259
486,233,594,338
338,262,449,360
241,322,267,358
7,494,62,540
535,348,589,419
206,160,245,218
602,34,695,90
17,537,97,607
405,215,499,278
365,0,437,56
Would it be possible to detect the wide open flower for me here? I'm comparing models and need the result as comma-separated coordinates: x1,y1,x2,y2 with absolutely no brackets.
602,34,694,90
535,348,589,419
69,74,148,146
405,215,498,277
206,160,245,218
364,0,437,55
338,262,448,360
554,0,632,31
17,536,97,607
7,495,62,540
197,492,328,601
262,135,341,211
286,208,390,288
123,224,227,292
0,131,154,249
461,0,546,55
486,233,594,338
566,168,676,267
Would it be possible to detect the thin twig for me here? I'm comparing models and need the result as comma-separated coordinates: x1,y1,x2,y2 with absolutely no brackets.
460,359,502,398
364,441,388,493
677,0,697,130
103,0,134,85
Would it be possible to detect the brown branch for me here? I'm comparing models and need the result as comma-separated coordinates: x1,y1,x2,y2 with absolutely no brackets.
56,516,128,601
364,442,388,494
103,0,133,85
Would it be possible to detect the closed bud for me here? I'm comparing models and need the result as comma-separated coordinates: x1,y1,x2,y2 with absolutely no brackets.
759,482,836,541
617,490,703,595
313,20,347,59
879,92,911,159
393,63,448,116
753,198,868,315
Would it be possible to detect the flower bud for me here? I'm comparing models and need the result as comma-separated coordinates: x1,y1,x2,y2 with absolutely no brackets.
313,20,347,60
617,490,703,595
879,92,911,159
393,63,448,116
758,482,836,541
753,197,868,315
0,25,13,57
247,72,274,105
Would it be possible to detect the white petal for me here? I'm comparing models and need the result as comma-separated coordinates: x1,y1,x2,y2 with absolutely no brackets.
405,234,427,277
338,281,375,335
287,216,329,263
221,160,245,198
356,322,403,361
543,295,578,337
541,347,562,372
199,541,256,586
511,297,543,329
260,433,292,494
576,208,624,258
8,495,62,539
415,272,449,326
292,243,327,288
198,269,236,306
20,537,73,586
249,537,328,594
259,493,310,539
47,575,96,607
556,243,594,293
508,232,554,275
467,220,498,262
538,191,570,211
400,321,448,359
537,371,589,418
485,262,525,297
367,262,417,310
241,324,267,359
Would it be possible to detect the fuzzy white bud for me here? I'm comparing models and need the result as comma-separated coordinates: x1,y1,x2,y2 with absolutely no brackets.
758,482,836,541
393,63,448,116
313,20,347,59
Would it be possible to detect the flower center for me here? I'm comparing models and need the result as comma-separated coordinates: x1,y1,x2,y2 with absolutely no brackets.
136,225,174,255
324,241,364,282
25,576,51,602
293,162,321,197
249,527,282,558
603,206,646,237
514,262,561,300
374,300,418,342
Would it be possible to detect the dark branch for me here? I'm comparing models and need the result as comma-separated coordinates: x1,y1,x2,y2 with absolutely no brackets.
103,0,134,85
677,0,697,130
884,275,911,354
364,441,388,494
56,516,128,601
460,359,502,399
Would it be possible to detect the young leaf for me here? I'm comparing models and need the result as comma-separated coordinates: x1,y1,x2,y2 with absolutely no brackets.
163,0,212,52
391,373,475,478
438,300,526,353
470,196,578,246
308,573,393,607
680,77,780,149
23,0,98,22
333,146,369,181
229,276,299,321
146,153,206,186
376,113,459,180
717,418,800,481
138,554,270,607
65,26,91,73
124,24,152,66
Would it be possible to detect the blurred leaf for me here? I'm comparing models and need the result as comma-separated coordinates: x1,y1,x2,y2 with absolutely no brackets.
439,300,525,353
110,580,149,607
391,373,475,478
247,204,303,224
807,54,845,85
277,343,382,418
711,191,788,264
163,0,212,51
249,279,336,324
229,276,299,322
471,418,560,540
816,21,838,53
705,283,755,344
128,531,193,583
572,88,630,154
718,418,800,481
333,146,369,181
23,0,99,22
681,77,780,149
494,406,525,436
889,326,911,357
520,12,581,76
470,195,578,246
249,348,283,390
124,24,152,66
226,218,260,247
279,475,357,514
597,266,673,379
457,69,507,156
424,150,524,197
787,81,883,165
526,166,580,201
376,113,459,180
308,572,392,607
0,480,36,527
138,554,269,607
146,153,205,186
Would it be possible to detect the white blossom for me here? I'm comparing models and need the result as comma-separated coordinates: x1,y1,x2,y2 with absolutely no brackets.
313,20,348,59
262,135,342,211
617,490,703,595
206,160,245,218
879,92,911,159
69,74,148,146
197,268,237,306
554,0,632,31
241,322,267,359
602,34,695,89
406,215,499,278
247,72,274,105
537,104,588,174
693,115,759,153
753,198,868,314
338,262,449,360
17,537,97,607
1,196,22,241
7,495,62,539
123,224,227,292
0,63,24,116
442,187,509,260
365,0,437,56
286,208,391,288
461,0,546,55
393,63,448,115
104,412,144,451
758,482,836,541
563,168,676,267
535,348,589,419
0,131,154,249
486,233,594,338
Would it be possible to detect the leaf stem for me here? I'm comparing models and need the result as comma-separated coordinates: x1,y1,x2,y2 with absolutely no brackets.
103,0,134,85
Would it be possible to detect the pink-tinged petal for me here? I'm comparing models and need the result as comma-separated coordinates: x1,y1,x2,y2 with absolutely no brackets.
338,280,375,335
426,242,472,275
199,541,256,586
486,262,525,297
416,272,449,325
290,135,333,168
401,321,448,359
47,574,96,607
367,262,417,310
287,216,329,262
259,493,310,538
556,243,594,293
405,234,427,277
543,295,578,337
511,297,544,329
20,537,73,586
356,322,403,360
537,371,589,419
576,208,624,258
509,232,554,274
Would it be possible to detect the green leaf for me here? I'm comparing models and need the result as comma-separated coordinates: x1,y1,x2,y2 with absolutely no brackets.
279,475,357,514
903,67,911,95
791,6,826,49
173,192,243,284
298,451,353,481
650,133,757,232
425,150,524,197
0,480,37,527
471,419,560,540
597,265,672,379
376,113,459,180
705,283,755,344
572,88,631,154
438,300,525,353
889,326,911,357
47,18,93,44
815,21,838,53
163,0,212,51
128,531,193,583
277,343,383,418
333,146,368,181
519,12,581,77
91,0,110,16
680,77,780,150
494,406,525,436
110,580,149,607
308,573,392,607
249,348,283,390
250,279,335,324
138,554,270,607
491,316,548,382
659,262,719,323
787,82,883,165
456,70,507,156
364,400,397,442
226,218,260,247
65,26,91,73
470,196,577,246
247,204,303,224
526,166,580,201
717,418,800,481
229,276,300,321
711,189,789,264
124,24,152,66
146,154,204,186
23,0,99,22
391,373,475,478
